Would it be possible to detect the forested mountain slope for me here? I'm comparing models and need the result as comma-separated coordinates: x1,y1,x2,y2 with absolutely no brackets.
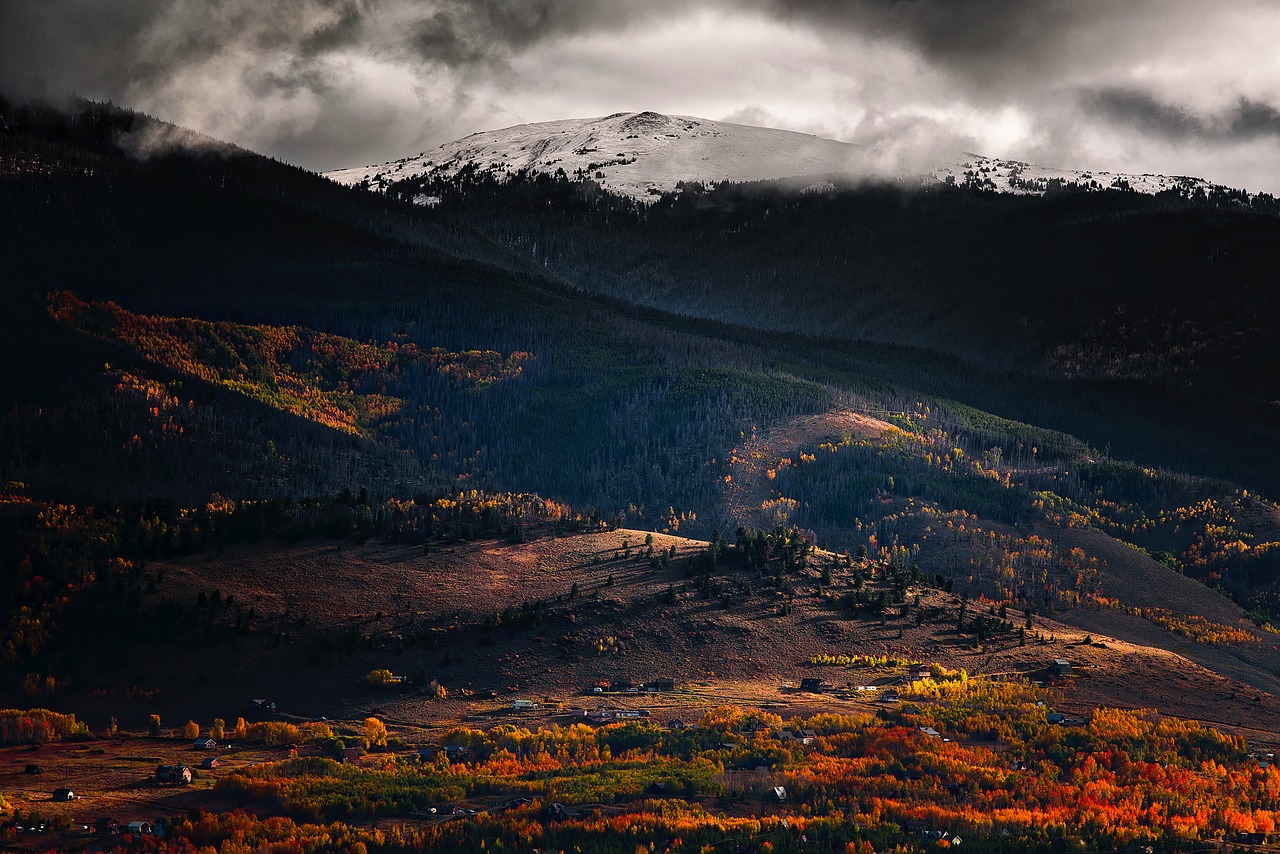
385,169,1280,405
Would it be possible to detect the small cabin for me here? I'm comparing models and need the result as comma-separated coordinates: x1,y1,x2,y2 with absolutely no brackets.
770,786,788,802
127,820,152,835
1050,659,1072,677
647,678,676,692
910,664,932,681
441,745,477,763
799,677,832,693
246,699,277,720
94,817,121,835
919,726,942,739
512,699,541,711
155,764,193,785
200,757,222,769
339,747,366,764
194,737,218,750
543,802,584,822
613,708,648,719
52,788,75,801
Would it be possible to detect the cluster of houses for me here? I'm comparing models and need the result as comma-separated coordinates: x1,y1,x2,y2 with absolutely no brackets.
1045,712,1079,726
801,664,935,696
903,820,962,845
589,677,676,694
543,802,586,822
247,698,278,717
799,677,834,693
92,817,170,837
574,707,651,723
431,745,478,764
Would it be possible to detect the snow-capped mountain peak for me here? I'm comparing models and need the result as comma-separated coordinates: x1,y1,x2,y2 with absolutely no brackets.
325,111,1261,205
325,111,869,200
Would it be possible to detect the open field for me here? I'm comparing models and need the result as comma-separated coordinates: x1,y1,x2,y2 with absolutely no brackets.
0,737,294,851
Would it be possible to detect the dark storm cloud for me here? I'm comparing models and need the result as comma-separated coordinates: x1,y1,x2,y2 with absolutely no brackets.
0,0,1230,106
0,0,1276,190
409,12,495,66
407,2,588,64
1233,100,1280,140
749,0,1248,102
0,0,678,121
403,0,686,66
1087,89,1205,142
0,0,371,97
299,1,371,58
0,0,157,98
1086,89,1280,143
759,0,1085,66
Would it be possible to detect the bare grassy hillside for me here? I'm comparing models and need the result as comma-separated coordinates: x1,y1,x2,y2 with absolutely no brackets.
19,527,1275,750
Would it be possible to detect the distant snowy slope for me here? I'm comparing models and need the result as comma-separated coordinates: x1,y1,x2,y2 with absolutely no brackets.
326,110,1266,204
326,111,869,200
931,155,1229,199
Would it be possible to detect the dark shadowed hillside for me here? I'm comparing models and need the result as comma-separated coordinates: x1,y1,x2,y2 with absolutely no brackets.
389,169,1280,402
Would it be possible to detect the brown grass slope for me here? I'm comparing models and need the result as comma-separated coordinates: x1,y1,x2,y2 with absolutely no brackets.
24,527,1278,751
722,404,1280,711
1057,524,1280,697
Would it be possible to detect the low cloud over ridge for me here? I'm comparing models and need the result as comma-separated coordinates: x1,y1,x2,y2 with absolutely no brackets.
2,0,1278,192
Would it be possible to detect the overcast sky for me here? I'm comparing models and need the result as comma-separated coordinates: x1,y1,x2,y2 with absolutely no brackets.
4,0,1280,192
